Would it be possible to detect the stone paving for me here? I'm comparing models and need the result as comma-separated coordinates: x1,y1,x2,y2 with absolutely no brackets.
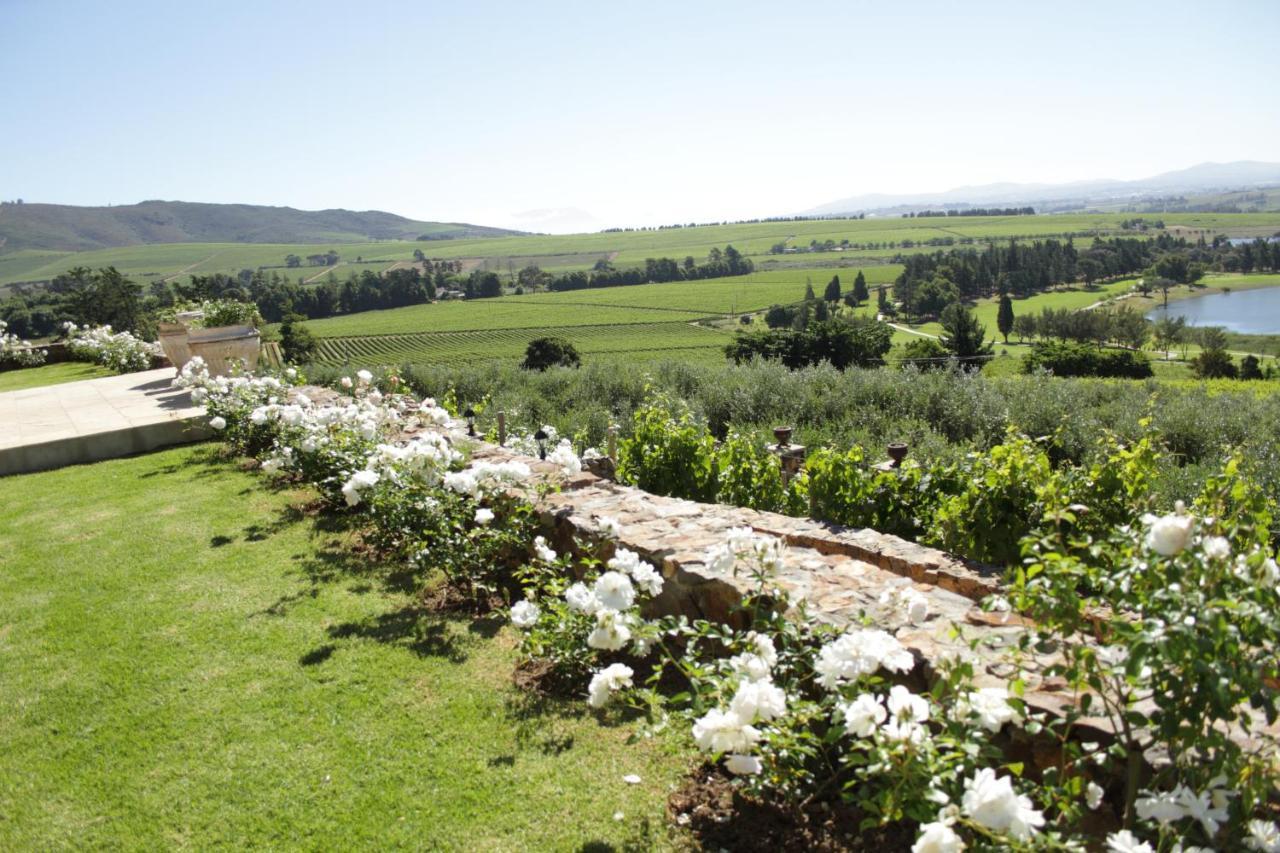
0,368,209,476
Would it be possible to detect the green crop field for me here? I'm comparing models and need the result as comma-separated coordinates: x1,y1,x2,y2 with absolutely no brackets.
6,212,1279,288
298,267,893,339
312,321,734,368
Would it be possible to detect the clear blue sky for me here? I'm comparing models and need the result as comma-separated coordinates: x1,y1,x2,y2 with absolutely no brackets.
2,0,1277,232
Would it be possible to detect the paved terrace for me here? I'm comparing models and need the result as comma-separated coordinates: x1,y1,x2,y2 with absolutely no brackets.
0,368,209,477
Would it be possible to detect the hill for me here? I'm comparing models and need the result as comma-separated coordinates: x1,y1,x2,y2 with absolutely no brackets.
804,161,1280,216
0,200,525,253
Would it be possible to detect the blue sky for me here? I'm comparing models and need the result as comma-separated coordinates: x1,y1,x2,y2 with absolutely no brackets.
2,0,1277,232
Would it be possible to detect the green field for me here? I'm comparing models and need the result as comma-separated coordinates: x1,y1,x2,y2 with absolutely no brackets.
6,211,1279,288
297,266,905,368
313,322,735,368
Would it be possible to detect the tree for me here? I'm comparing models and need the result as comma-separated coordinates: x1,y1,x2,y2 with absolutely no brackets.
853,270,870,306
804,281,816,301
516,265,550,291
938,303,992,366
278,316,317,364
1012,314,1037,343
764,305,796,329
813,299,829,321
823,275,842,303
1240,354,1264,380
877,286,889,312
996,294,1014,343
1152,315,1186,359
898,336,950,370
1191,348,1238,379
522,337,580,371
285,254,302,268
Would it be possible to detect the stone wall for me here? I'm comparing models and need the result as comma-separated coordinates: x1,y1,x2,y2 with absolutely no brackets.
378,405,1279,762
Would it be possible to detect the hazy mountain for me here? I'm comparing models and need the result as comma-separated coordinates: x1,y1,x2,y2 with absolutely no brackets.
803,161,1280,216
0,200,525,253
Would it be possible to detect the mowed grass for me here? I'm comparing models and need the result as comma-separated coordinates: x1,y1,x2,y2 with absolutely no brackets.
0,361,115,392
0,445,690,849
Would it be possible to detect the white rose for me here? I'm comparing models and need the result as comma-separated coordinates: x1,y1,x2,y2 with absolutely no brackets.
208,416,226,430
724,754,762,776
509,599,540,628
474,508,495,526
1142,509,1194,556
912,821,965,853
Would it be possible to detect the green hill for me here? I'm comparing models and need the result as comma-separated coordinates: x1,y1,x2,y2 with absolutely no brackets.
0,200,524,253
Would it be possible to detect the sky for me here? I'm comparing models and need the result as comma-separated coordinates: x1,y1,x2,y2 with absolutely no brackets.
2,0,1278,233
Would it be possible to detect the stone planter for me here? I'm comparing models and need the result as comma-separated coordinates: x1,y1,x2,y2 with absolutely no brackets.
157,322,192,370
187,325,260,377
156,311,205,370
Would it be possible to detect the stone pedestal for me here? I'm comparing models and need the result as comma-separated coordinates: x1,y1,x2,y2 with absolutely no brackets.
768,443,807,483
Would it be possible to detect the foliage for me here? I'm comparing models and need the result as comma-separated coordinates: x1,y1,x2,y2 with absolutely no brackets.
726,318,892,370
1022,340,1154,379
938,303,992,365
616,398,719,503
1013,461,1280,846
278,316,318,364
521,336,581,371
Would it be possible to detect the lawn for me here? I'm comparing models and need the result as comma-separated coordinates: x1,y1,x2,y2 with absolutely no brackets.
0,361,115,392
0,444,690,849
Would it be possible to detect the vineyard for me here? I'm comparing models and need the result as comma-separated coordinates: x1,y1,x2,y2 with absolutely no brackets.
312,321,736,367
299,267,897,339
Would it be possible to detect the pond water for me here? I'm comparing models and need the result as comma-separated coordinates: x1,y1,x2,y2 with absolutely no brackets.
1146,287,1280,334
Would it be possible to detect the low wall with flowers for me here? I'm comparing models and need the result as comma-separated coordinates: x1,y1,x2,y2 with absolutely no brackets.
175,361,1280,852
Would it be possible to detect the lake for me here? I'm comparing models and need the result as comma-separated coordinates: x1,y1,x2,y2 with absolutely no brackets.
1146,287,1280,334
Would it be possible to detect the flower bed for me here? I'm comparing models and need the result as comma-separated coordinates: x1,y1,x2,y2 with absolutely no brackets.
178,361,1280,852
0,319,47,369
62,322,159,373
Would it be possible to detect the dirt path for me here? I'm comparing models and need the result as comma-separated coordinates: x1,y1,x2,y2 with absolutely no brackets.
160,252,218,283
304,263,345,284
887,322,940,339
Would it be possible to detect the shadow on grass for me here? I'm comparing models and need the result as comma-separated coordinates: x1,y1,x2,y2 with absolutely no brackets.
576,819,659,852
138,444,230,479
320,606,470,663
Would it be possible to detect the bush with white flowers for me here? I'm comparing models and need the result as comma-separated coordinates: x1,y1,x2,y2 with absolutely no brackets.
180,362,1279,851
63,321,157,373
0,319,47,367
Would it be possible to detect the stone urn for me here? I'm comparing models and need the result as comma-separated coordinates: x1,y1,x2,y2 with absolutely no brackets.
773,426,794,448
887,442,909,468
187,324,261,377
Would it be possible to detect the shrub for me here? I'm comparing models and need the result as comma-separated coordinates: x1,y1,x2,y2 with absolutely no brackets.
0,319,47,367
1022,341,1153,378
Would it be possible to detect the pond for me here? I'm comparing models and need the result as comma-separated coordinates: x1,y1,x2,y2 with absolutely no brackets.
1146,286,1280,334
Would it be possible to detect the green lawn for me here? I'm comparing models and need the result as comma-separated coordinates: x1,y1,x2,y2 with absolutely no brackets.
0,361,115,392
0,445,690,849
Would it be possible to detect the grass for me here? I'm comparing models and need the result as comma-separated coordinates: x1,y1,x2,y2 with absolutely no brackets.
0,361,115,392
0,444,691,849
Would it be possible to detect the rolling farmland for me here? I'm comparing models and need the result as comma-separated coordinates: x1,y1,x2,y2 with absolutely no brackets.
7,211,1279,288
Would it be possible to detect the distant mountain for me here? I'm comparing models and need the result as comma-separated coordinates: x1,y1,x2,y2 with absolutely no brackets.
803,161,1280,216
0,200,525,253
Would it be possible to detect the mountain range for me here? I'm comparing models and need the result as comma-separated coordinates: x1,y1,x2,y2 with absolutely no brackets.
802,161,1280,217
0,200,524,253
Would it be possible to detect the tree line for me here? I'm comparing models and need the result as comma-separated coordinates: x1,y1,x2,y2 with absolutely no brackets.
545,245,753,292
